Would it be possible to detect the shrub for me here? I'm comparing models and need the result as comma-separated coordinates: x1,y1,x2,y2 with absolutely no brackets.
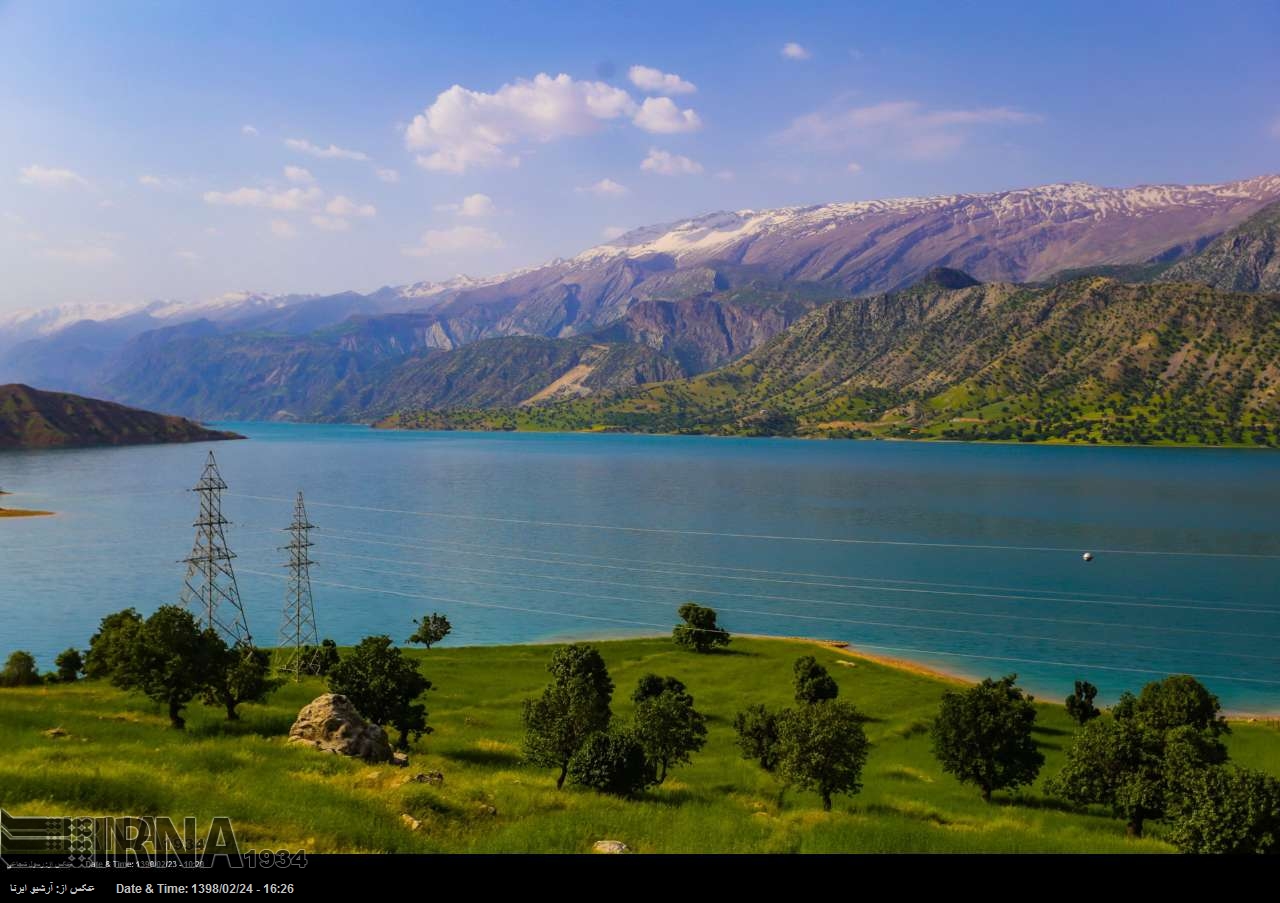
1,651,41,687
566,729,656,796
793,655,839,704
733,704,781,772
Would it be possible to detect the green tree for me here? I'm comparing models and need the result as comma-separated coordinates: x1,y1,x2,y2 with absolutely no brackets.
327,635,432,750
207,645,282,720
793,655,839,704
0,651,41,687
521,644,614,788
566,729,656,796
300,638,340,677
672,602,730,653
1065,680,1100,726
733,704,781,772
84,608,143,679
930,674,1044,802
112,606,223,730
1047,675,1228,837
632,678,707,783
407,612,452,649
54,648,84,683
1166,764,1280,854
631,673,687,703
776,700,871,811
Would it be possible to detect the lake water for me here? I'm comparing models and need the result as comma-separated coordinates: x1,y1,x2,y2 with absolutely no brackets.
2,424,1278,713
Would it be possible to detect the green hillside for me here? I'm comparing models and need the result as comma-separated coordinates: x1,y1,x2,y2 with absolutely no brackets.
377,277,1280,447
4,637,1276,853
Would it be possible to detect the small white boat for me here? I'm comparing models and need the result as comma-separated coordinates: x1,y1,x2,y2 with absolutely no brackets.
1082,552,1094,562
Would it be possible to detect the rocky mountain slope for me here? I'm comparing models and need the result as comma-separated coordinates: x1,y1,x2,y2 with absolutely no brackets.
0,384,244,450
1159,199,1280,293
377,274,1280,447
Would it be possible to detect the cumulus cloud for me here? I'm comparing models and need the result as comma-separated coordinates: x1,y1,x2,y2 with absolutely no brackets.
633,97,702,134
577,178,629,198
324,195,377,217
405,73,638,173
779,99,1041,160
270,220,298,239
41,246,116,263
628,65,696,95
640,148,704,176
376,167,400,183
203,186,324,211
781,42,811,60
310,215,351,232
242,124,259,136
19,164,89,188
401,225,504,256
847,161,864,174
601,225,628,240
434,193,498,217
284,165,315,184
138,174,183,189
284,137,370,161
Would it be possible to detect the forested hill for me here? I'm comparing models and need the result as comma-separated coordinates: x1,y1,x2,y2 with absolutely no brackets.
374,276,1280,447
0,384,244,450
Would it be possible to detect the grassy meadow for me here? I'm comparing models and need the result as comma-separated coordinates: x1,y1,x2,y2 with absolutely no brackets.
1,636,1277,853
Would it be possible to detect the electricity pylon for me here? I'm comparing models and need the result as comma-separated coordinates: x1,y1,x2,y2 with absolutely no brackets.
179,450,253,646
277,490,319,679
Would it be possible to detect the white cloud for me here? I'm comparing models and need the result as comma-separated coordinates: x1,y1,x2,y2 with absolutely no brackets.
405,72,638,173
781,42,811,61
270,220,298,239
203,186,324,211
402,225,504,256
324,195,376,217
847,161,864,174
632,97,702,134
376,167,400,183
284,165,315,184
628,65,696,95
310,215,350,232
434,193,497,217
284,137,370,161
41,246,116,264
174,250,201,262
19,164,89,188
138,174,183,189
779,100,1041,159
640,148,703,176
602,225,628,240
242,124,259,136
578,178,629,198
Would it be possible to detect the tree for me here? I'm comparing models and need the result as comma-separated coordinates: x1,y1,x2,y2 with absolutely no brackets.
776,700,871,811
54,648,84,683
631,673,686,703
632,678,707,783
672,602,730,653
521,644,614,788
327,635,432,750
930,674,1044,802
112,606,223,730
84,608,143,679
1065,680,1100,726
566,729,656,796
733,704,781,772
793,655,839,704
207,645,282,720
1047,675,1229,837
299,638,340,677
407,613,452,649
0,651,41,687
1166,764,1280,854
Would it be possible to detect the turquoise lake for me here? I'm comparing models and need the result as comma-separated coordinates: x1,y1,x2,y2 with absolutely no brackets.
2,424,1278,712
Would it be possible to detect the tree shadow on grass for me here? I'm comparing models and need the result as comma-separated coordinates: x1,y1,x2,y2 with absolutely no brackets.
639,786,701,807
189,713,296,739
995,794,1080,815
1032,724,1072,737
445,747,523,767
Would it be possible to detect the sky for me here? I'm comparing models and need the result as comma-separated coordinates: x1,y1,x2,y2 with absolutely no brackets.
2,0,1279,314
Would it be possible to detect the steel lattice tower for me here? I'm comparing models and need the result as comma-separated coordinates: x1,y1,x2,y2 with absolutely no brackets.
179,450,253,646
277,490,319,679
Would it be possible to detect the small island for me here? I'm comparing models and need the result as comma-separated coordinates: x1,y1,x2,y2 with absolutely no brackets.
0,487,52,518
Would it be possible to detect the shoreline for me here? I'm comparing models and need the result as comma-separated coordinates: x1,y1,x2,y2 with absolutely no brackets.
0,508,54,518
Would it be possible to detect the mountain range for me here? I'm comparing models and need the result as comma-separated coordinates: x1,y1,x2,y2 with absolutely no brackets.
2,174,1280,430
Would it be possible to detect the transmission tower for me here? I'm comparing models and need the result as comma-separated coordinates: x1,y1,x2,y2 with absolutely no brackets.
277,490,320,679
179,450,253,646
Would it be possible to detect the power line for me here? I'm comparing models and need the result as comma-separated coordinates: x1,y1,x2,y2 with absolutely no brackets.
226,492,1280,560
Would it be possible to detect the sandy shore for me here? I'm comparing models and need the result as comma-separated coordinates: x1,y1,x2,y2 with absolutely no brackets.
0,508,54,518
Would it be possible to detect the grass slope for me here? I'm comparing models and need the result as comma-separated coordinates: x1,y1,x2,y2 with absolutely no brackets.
2,637,1277,853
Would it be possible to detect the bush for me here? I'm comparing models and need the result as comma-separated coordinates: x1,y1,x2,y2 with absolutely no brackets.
84,608,143,680
1166,765,1280,854
930,674,1044,802
793,655,839,704
522,644,614,788
1,651,41,687
300,638,340,677
1065,680,1100,726
776,700,870,811
566,729,656,796
54,648,84,683
207,645,282,720
672,602,730,653
327,635,432,750
733,704,781,772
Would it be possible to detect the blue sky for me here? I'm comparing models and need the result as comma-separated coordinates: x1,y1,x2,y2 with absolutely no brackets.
2,0,1278,312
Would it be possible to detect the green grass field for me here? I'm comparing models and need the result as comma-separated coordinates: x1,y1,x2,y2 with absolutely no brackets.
2,636,1277,853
